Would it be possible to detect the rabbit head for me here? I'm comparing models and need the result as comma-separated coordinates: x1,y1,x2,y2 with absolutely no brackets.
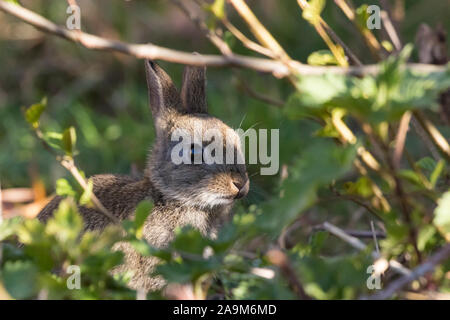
144,60,249,209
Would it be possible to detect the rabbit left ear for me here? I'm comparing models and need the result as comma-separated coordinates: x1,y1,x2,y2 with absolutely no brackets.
180,65,207,114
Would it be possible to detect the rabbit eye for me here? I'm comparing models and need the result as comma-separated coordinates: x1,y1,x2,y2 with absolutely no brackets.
190,143,203,163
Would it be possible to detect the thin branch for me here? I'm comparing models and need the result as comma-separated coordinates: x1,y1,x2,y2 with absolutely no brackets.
380,10,402,52
333,0,385,60
393,111,412,168
0,1,444,76
0,1,289,77
312,225,386,239
366,243,450,300
413,110,450,162
411,118,441,161
171,0,232,56
59,158,120,224
33,128,120,225
379,0,403,51
235,73,284,107
221,17,276,58
296,0,362,66
320,222,411,275
266,248,312,300
370,220,380,254
228,0,291,62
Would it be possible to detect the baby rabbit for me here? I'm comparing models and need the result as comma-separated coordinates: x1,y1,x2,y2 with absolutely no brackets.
38,60,249,291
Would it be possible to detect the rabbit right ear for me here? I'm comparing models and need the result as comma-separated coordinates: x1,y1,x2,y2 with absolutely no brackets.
145,60,181,119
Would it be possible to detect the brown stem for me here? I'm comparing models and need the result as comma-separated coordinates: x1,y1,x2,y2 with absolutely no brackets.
366,243,450,300
266,249,312,300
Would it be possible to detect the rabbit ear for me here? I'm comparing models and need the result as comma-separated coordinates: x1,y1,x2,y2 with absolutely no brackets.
180,65,207,113
145,60,181,118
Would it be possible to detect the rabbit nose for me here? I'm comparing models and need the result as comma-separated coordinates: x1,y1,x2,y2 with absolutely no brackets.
233,179,249,199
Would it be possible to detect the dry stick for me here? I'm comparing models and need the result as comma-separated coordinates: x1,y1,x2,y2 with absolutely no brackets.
173,1,284,107
296,0,362,66
379,0,403,51
393,111,412,168
413,110,450,162
228,0,291,63
59,158,120,224
380,10,402,52
266,249,312,300
367,243,450,300
362,122,422,262
332,114,391,212
33,128,119,225
321,222,411,276
313,225,386,239
221,18,276,58
333,0,384,60
0,1,443,77
171,0,232,56
410,118,441,161
370,220,380,254
319,17,363,66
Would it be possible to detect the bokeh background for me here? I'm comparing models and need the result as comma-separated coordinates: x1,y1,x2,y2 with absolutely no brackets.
0,0,447,249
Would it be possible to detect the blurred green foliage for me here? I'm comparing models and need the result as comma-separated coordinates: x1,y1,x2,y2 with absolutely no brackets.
0,0,449,300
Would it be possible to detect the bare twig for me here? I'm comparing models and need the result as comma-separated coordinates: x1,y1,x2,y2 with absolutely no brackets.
333,0,385,60
393,111,412,168
379,0,403,52
33,128,119,224
320,222,411,275
366,243,450,300
380,10,402,52
0,1,444,78
413,110,450,162
228,0,291,62
370,220,380,254
59,158,120,224
296,0,362,66
235,73,284,107
221,18,276,58
312,225,386,239
411,118,441,161
171,0,232,56
266,248,312,300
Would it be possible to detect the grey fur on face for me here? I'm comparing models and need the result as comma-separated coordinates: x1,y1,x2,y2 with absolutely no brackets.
37,60,249,292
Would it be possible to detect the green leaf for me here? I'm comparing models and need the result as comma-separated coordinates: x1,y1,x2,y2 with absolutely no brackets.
434,190,450,241
355,5,369,30
2,261,39,299
416,157,436,172
0,217,22,241
307,50,339,66
62,126,77,156
210,0,225,19
258,140,356,235
344,176,373,198
417,225,436,251
430,160,445,188
79,179,94,206
134,200,153,239
171,227,209,255
284,74,347,119
25,97,47,128
46,198,83,243
55,178,77,198
302,0,325,25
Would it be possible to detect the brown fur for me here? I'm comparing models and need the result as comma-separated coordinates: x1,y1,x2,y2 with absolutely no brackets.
37,61,249,292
